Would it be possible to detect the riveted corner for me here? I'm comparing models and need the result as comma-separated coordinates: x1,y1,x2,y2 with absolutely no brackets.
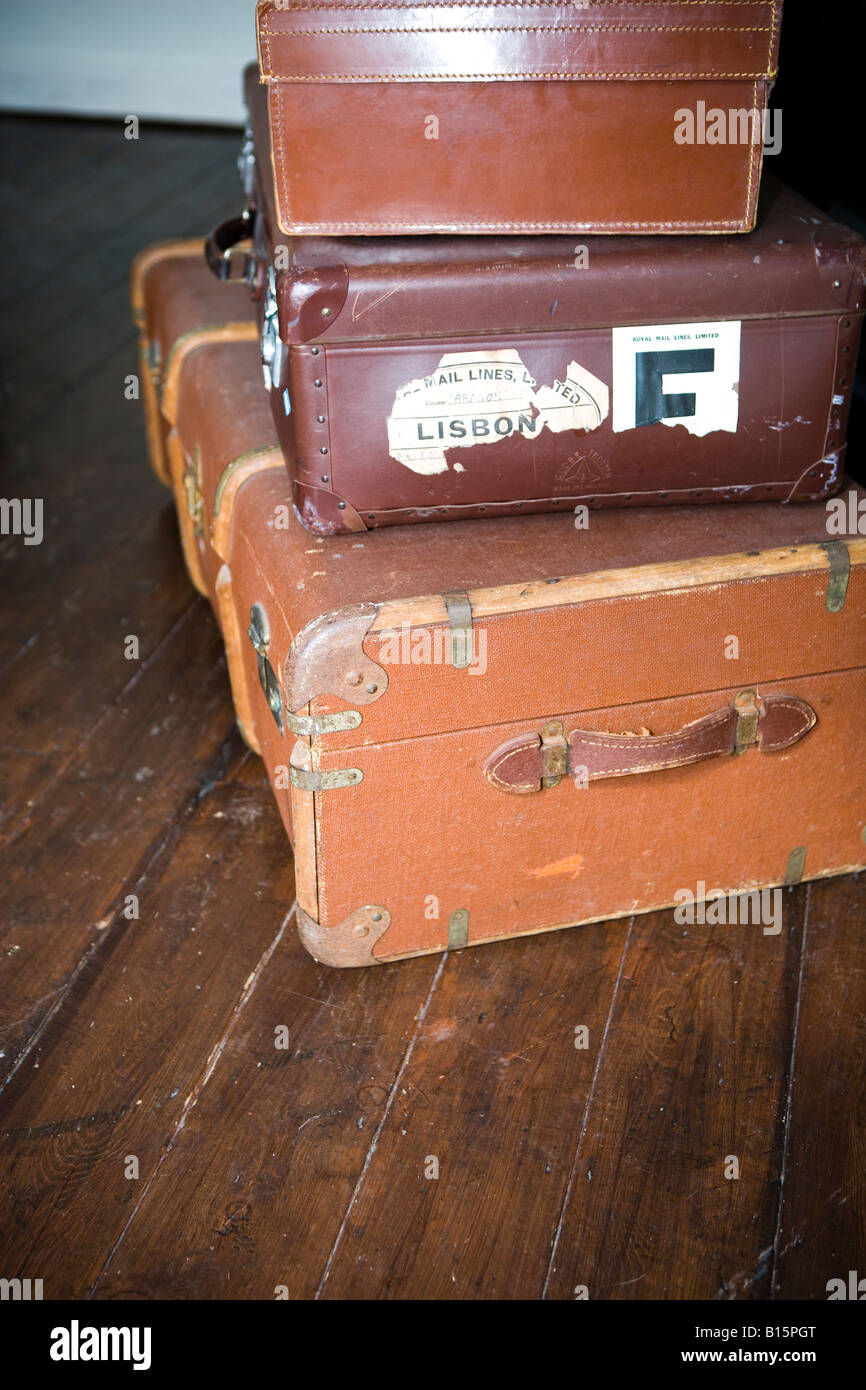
296,904,391,968
285,604,389,713
278,263,350,344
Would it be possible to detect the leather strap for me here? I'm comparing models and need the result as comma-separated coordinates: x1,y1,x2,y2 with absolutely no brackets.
485,693,817,795
205,210,256,283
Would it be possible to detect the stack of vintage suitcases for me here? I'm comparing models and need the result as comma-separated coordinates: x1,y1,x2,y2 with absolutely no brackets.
132,1,866,967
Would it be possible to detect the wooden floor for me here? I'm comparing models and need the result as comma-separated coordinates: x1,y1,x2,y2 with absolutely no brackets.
0,115,864,1302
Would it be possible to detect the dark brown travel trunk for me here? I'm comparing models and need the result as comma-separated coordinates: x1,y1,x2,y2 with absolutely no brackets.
208,69,866,537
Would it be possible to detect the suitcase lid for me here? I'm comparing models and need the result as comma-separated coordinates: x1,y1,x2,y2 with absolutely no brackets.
226,461,866,750
256,0,782,85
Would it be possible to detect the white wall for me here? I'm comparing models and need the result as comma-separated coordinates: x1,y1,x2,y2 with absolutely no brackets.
0,0,256,125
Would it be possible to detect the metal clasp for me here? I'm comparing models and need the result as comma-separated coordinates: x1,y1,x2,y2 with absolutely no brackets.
443,590,473,669
733,689,760,755
541,719,568,788
821,541,850,613
182,447,204,538
261,266,287,394
237,125,256,201
248,603,284,733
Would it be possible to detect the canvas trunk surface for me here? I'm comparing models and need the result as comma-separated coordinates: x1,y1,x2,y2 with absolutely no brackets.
221,461,866,966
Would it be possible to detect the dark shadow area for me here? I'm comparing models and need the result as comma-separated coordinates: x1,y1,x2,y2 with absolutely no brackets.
771,4,864,483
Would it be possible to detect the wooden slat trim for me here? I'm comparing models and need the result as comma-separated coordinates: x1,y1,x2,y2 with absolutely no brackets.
371,541,866,633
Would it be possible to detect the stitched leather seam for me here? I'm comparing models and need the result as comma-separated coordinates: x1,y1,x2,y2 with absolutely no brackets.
758,698,814,751
740,76,760,230
571,709,732,751
276,217,751,229
270,45,764,232
491,695,811,787
272,84,292,226
263,3,777,9
760,734,809,753
262,69,777,79
593,750,726,776
263,24,773,34
492,742,538,790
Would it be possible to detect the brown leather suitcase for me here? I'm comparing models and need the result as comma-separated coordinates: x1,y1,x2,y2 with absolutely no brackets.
255,0,783,236
132,244,283,744
131,239,256,490
168,335,285,755
210,82,866,535
148,295,866,967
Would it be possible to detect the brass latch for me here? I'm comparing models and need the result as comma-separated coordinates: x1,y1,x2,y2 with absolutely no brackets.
148,338,161,386
821,541,850,613
285,709,362,738
447,908,469,949
248,603,284,733
183,447,204,538
785,846,807,885
443,590,474,669
289,766,363,791
733,689,759,755
541,719,568,788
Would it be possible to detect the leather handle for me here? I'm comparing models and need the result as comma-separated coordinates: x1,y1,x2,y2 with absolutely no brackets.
205,208,255,283
485,691,817,795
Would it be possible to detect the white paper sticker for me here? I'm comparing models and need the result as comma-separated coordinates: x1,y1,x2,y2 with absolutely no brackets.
612,321,741,437
387,349,609,475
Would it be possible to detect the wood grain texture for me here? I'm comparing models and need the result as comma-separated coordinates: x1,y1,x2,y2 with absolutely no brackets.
1,606,241,1070
0,753,295,1299
0,115,863,1302
372,542,866,632
770,874,866,1300
316,923,630,1299
91,934,443,1300
543,899,810,1300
